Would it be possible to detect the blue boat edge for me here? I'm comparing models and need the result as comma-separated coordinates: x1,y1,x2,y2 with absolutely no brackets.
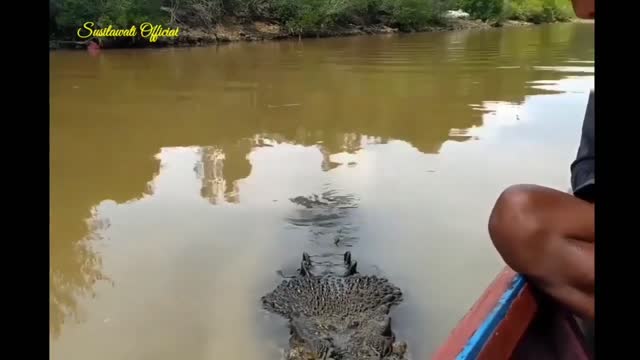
455,274,528,360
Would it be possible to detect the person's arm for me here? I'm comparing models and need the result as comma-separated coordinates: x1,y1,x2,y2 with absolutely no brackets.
570,90,595,203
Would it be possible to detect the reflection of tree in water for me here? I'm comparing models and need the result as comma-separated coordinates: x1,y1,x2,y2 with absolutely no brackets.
195,147,229,204
50,216,112,339
318,145,341,172
245,24,593,155
49,122,159,339
194,133,367,203
52,25,594,178
194,141,253,204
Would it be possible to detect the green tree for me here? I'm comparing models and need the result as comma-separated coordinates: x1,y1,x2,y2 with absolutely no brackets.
458,0,503,21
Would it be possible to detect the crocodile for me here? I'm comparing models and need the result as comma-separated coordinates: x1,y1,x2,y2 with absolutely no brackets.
261,251,408,360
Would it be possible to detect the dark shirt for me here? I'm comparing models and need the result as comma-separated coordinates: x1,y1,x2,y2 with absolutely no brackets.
570,90,595,203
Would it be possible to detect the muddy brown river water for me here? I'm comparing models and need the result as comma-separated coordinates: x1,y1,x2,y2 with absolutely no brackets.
50,22,594,360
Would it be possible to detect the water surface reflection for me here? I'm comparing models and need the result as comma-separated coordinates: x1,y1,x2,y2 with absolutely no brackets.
50,23,594,359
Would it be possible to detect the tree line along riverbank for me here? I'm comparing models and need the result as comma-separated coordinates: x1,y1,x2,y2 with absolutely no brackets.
49,0,578,49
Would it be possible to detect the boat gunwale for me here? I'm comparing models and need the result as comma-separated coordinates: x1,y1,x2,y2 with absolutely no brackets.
456,274,527,359
432,267,535,360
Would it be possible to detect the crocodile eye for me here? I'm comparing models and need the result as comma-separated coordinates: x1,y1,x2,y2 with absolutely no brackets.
377,337,393,356
385,341,394,355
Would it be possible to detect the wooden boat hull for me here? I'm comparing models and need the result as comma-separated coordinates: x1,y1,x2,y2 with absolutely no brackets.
432,267,592,360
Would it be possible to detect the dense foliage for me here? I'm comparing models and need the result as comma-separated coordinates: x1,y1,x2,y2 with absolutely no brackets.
504,0,575,23
456,0,574,23
457,0,504,21
49,0,575,39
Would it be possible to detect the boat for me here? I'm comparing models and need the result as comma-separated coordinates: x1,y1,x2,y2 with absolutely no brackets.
432,266,593,360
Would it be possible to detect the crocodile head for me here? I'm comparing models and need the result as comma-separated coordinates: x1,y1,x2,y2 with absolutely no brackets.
262,252,408,360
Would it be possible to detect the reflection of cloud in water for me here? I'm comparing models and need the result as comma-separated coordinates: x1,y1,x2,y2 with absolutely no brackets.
463,74,593,141
565,61,594,65
286,190,360,248
442,80,593,168
275,188,371,278
528,75,594,93
470,102,523,131
533,65,594,73
189,135,380,205
189,135,388,205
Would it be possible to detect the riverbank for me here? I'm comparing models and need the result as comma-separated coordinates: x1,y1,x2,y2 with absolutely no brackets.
176,17,496,44
49,17,575,50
